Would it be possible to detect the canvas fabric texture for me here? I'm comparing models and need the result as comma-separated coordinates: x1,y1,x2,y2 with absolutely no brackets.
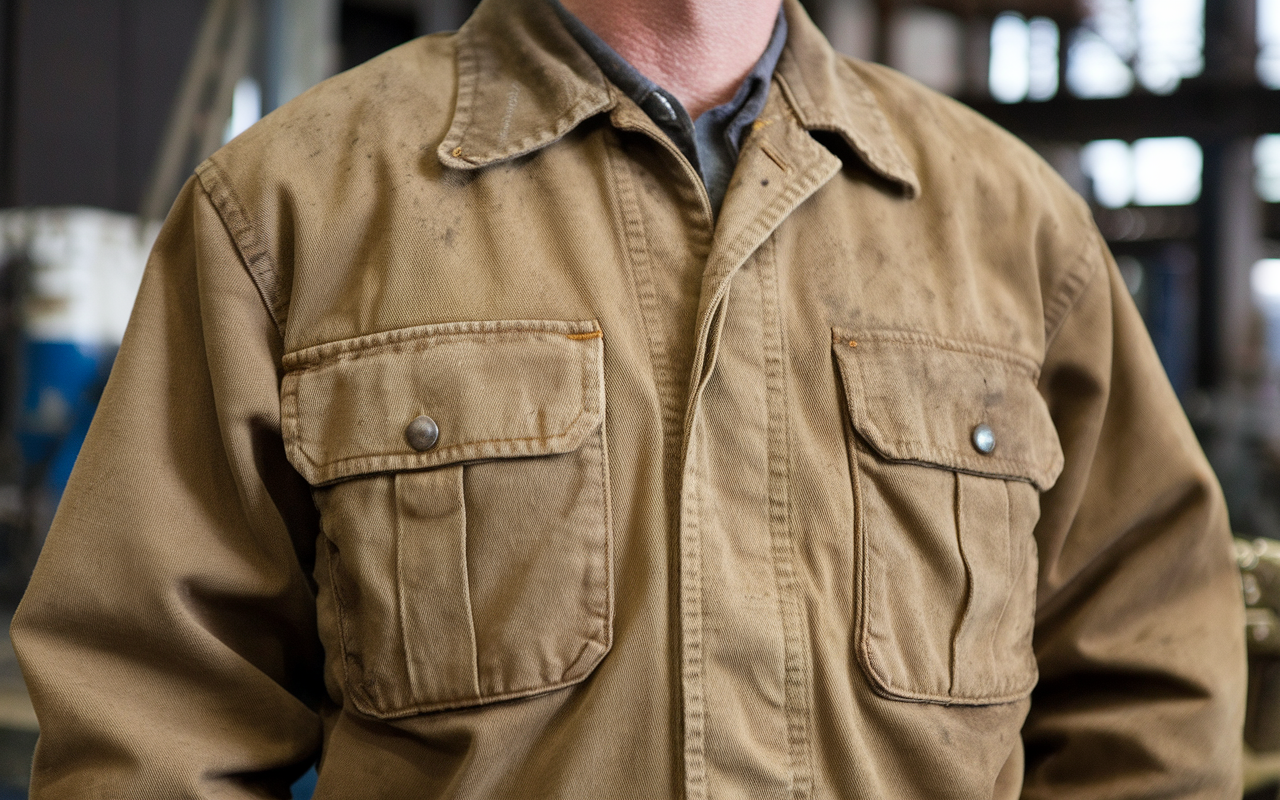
11,0,1245,797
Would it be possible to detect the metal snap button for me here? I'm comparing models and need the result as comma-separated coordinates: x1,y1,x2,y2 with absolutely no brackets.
405,415,439,452
971,423,995,455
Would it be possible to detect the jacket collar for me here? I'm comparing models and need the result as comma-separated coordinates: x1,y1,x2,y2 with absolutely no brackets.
771,1,920,197
437,0,921,199
436,0,613,170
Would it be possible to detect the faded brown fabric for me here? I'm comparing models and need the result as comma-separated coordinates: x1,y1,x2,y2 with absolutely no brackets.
11,0,1245,797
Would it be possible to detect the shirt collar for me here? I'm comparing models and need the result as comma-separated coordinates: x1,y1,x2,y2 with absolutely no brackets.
437,0,921,199
544,0,681,123
547,0,787,188
545,0,786,136
706,12,789,155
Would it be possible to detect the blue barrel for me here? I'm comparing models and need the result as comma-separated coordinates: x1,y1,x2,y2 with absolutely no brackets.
3,208,154,547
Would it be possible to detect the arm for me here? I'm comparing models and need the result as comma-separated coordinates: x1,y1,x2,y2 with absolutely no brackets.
1023,230,1246,797
11,178,323,798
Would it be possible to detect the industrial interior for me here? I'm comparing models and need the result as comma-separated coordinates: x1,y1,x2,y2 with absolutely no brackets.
0,0,1277,797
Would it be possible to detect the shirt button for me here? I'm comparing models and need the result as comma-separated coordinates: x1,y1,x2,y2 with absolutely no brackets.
406,415,440,452
971,423,996,455
648,92,677,123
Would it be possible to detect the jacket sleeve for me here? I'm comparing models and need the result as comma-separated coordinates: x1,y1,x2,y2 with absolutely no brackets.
1022,228,1246,797
10,177,324,798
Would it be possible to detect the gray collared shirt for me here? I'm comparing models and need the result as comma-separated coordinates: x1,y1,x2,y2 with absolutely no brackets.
548,0,787,214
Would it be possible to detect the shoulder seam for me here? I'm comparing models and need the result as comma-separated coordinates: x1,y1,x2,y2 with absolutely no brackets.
1043,223,1105,352
195,159,287,336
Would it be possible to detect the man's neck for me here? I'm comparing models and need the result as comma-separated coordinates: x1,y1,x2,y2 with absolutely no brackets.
558,0,783,120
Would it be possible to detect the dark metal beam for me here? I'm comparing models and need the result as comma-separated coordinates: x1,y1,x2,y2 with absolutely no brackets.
963,84,1280,143
0,0,15,206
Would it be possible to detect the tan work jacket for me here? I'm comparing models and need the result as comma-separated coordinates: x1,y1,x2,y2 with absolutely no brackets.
12,0,1245,797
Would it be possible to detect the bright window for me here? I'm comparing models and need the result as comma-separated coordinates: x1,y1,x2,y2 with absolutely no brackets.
990,13,1060,103
1254,135,1280,201
1132,137,1202,205
1081,137,1203,207
1027,18,1060,101
1065,0,1203,97
222,77,262,144
990,13,1030,103
1066,30,1134,98
1133,0,1204,94
1260,0,1280,87
1253,259,1280,307
1081,140,1135,208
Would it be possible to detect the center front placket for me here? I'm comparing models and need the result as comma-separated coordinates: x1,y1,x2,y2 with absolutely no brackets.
674,92,843,800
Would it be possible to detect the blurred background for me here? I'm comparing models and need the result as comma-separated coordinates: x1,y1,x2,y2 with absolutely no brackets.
0,0,1275,797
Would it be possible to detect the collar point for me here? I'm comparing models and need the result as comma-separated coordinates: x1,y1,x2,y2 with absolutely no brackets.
872,159,921,200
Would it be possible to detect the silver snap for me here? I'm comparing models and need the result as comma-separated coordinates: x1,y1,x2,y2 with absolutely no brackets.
971,423,995,455
405,415,439,452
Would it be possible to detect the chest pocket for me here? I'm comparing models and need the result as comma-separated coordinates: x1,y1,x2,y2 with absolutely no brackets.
281,319,612,719
832,329,1063,705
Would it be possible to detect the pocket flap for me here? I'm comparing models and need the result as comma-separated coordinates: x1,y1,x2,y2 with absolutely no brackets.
832,329,1063,491
282,320,604,486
